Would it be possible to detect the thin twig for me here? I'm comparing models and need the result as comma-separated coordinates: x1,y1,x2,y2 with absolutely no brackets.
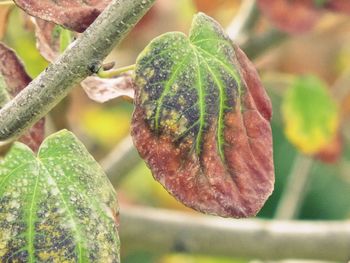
0,0,156,143
98,64,136,78
119,205,350,261
0,1,14,6
100,135,140,186
242,29,288,59
226,0,259,43
274,154,314,219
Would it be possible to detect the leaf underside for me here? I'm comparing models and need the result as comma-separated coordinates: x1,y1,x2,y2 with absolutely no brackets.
0,130,120,262
132,13,274,218
13,0,111,32
34,18,74,63
0,43,45,152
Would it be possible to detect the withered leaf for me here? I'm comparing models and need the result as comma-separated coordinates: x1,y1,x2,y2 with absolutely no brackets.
258,0,320,34
258,0,350,34
33,18,75,62
13,0,111,32
81,73,134,103
131,13,274,218
0,42,45,152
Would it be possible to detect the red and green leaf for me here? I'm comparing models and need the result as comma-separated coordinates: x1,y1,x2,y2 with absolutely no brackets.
132,13,274,218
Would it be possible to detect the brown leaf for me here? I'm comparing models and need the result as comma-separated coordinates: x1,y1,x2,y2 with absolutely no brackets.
0,42,45,152
0,5,11,39
314,133,342,163
13,0,111,32
258,0,320,34
81,73,134,103
325,1,350,14
33,18,61,62
131,13,274,218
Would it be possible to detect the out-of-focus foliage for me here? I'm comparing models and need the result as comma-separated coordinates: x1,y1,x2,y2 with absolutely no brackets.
3,8,47,77
282,75,339,154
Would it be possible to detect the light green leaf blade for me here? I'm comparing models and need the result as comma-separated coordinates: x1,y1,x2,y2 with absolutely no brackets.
282,75,339,154
0,130,120,262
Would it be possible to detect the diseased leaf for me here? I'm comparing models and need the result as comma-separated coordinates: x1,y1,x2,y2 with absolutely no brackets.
131,13,274,218
81,73,134,103
0,42,45,152
282,75,339,155
34,18,74,62
0,130,120,262
258,0,320,34
13,0,111,32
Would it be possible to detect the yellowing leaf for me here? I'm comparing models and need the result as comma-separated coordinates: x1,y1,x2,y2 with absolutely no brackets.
282,75,339,154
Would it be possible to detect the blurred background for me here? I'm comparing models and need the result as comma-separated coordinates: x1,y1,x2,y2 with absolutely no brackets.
1,0,350,262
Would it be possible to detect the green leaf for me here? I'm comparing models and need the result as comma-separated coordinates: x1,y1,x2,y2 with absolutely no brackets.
132,13,274,218
0,130,120,262
282,75,339,154
136,12,242,159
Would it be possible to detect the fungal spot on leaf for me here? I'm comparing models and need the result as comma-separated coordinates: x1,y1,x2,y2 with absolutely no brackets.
132,13,274,218
0,130,120,262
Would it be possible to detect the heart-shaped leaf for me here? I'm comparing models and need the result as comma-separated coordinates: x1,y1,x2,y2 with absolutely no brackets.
13,0,111,32
0,42,45,152
131,13,274,218
282,75,339,155
0,130,120,262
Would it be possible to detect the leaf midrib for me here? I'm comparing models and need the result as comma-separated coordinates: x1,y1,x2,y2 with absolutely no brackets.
37,159,86,262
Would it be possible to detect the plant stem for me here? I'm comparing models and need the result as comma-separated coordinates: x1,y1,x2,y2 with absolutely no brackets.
98,64,135,78
0,1,14,6
226,0,259,43
275,154,314,220
100,135,140,186
242,29,288,59
0,0,155,143
120,205,350,261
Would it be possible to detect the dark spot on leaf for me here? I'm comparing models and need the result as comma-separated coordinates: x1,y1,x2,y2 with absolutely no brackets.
132,13,274,218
